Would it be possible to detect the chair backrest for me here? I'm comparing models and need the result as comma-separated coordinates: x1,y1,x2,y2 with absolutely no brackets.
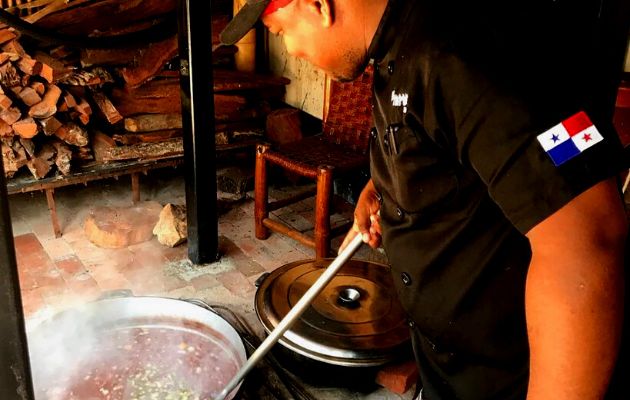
322,64,374,154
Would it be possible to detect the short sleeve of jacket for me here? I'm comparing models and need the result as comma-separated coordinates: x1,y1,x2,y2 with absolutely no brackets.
428,54,625,234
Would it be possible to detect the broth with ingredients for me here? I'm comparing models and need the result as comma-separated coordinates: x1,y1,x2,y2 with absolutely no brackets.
31,323,240,400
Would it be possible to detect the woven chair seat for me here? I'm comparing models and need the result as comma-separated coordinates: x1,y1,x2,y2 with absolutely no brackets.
269,135,368,174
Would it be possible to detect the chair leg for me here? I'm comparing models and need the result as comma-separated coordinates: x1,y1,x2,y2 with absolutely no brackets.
314,165,334,258
255,144,271,240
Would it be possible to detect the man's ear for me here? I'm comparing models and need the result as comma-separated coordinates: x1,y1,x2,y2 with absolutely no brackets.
305,0,334,27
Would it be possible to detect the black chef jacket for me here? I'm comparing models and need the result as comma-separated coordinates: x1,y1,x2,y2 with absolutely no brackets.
367,1,627,399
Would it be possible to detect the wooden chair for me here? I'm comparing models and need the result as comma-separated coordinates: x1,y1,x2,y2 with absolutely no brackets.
254,66,374,258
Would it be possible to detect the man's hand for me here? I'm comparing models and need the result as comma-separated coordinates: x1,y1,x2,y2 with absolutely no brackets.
525,178,627,399
339,179,382,253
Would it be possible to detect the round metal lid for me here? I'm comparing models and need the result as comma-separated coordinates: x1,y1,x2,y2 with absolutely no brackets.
255,258,410,367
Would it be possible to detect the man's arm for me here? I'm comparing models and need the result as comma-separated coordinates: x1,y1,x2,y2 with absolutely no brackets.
525,177,627,399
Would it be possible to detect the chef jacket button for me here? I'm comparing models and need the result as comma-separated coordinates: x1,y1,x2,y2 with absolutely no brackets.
370,127,377,140
396,207,403,218
401,272,412,286
407,319,415,328
387,60,395,74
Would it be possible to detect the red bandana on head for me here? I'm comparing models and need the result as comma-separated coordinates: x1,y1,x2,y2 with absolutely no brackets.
262,0,294,16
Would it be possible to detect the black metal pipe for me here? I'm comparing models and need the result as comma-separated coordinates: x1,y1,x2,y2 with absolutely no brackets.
0,155,35,399
178,0,219,264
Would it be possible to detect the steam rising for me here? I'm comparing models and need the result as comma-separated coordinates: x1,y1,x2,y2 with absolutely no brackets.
26,301,242,400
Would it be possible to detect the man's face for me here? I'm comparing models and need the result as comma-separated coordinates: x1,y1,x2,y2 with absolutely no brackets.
261,2,368,81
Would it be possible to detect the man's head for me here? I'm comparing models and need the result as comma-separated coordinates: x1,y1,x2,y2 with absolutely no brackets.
220,0,387,81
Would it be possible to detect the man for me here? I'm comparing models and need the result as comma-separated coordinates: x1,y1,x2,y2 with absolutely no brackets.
221,0,628,398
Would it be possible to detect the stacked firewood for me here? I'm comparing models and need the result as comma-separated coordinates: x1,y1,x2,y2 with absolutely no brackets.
0,27,102,179
1,0,289,180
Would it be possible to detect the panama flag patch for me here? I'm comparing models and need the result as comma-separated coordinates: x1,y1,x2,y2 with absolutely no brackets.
536,111,603,166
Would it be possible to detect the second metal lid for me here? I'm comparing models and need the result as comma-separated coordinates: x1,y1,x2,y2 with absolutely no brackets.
255,258,410,367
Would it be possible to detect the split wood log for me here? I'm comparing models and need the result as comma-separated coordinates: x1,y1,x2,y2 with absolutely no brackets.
35,0,177,36
48,46,74,60
30,81,45,96
52,140,72,175
2,140,27,177
0,52,19,64
74,145,93,161
91,131,115,162
62,91,77,108
0,93,12,111
58,67,114,86
29,84,62,118
12,117,38,139
0,118,12,137
26,146,55,179
19,138,35,157
0,62,21,87
83,202,164,249
111,79,181,116
112,129,182,145
54,122,88,146
0,29,16,46
33,51,71,83
90,91,122,124
26,157,52,179
124,113,182,132
15,56,42,76
121,35,178,88
40,115,62,136
153,203,187,247
0,107,21,125
16,87,42,106
80,47,141,68
71,98,92,125
2,39,25,57
96,137,183,162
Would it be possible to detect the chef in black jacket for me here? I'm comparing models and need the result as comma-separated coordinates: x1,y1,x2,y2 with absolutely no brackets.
221,0,629,398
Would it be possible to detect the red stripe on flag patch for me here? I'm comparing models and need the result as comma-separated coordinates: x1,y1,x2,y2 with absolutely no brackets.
562,111,593,137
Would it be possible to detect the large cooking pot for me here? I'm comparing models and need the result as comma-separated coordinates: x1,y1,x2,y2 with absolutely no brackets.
27,296,246,400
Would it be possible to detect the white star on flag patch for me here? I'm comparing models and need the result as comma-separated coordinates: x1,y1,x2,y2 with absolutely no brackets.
536,111,603,166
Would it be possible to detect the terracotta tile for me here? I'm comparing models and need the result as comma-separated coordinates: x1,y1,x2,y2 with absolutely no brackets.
161,245,188,262
189,274,220,291
95,274,133,292
56,255,87,280
165,285,196,300
17,270,39,291
43,291,83,312
66,272,101,301
37,275,71,301
216,270,255,298
41,238,75,262
89,266,129,287
20,288,45,317
131,276,166,296
163,275,189,291
31,219,59,243
13,233,44,255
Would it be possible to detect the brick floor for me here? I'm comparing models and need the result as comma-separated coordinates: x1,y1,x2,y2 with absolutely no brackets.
7,169,408,399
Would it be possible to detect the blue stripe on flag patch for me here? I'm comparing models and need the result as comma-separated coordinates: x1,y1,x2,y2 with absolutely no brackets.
547,139,580,166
